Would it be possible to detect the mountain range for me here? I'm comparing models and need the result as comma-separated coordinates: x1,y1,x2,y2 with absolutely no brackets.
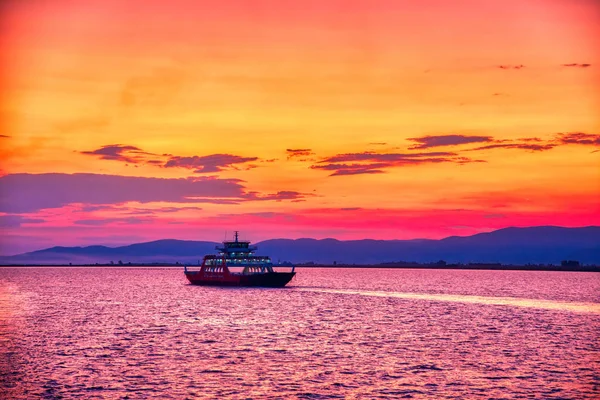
1,226,599,265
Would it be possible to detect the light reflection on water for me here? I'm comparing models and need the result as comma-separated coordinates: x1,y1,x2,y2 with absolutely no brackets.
295,287,600,314
0,267,599,399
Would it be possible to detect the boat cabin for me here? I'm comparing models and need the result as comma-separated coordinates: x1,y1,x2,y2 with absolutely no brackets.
208,231,274,274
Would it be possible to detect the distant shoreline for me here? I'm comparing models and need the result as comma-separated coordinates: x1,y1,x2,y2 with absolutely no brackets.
294,263,600,272
1,263,599,272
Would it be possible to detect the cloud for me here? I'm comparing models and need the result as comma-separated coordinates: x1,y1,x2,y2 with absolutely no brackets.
467,132,599,153
562,63,591,68
0,173,310,213
77,205,204,215
0,173,246,213
144,206,203,213
310,151,482,176
244,212,278,218
81,143,262,173
307,131,598,176
0,215,45,228
81,144,156,164
556,132,600,146
469,143,556,152
320,151,456,164
455,157,486,164
286,148,314,159
74,217,155,226
164,154,259,173
331,168,386,176
177,198,241,205
0,135,10,138
311,163,388,176
79,204,121,213
145,160,164,165
243,190,308,201
498,65,525,70
408,135,493,149
484,214,505,219
122,206,204,215
368,142,387,146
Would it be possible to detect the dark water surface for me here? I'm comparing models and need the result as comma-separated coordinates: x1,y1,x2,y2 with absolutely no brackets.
1,267,599,399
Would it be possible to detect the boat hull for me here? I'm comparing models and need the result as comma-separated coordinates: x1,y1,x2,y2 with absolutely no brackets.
185,271,295,288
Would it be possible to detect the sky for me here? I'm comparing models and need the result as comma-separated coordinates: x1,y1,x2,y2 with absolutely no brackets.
0,0,599,254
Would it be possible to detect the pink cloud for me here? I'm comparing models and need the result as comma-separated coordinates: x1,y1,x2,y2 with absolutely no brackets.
0,173,311,213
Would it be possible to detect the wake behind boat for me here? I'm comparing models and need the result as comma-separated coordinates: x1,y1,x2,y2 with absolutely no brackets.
184,231,296,287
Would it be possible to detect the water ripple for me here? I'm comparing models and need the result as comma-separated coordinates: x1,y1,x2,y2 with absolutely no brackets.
0,267,598,399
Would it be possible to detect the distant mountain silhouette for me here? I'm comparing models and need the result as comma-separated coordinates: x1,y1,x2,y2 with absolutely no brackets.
1,226,599,265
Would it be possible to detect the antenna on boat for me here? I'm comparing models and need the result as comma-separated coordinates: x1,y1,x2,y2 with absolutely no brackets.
234,230,239,242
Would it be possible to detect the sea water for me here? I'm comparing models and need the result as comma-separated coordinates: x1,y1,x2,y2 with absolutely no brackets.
1,267,598,398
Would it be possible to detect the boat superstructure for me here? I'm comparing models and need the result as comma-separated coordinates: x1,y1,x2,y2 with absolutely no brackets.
184,231,295,287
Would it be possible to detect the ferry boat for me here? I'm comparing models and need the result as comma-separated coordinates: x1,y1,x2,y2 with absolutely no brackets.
184,231,296,287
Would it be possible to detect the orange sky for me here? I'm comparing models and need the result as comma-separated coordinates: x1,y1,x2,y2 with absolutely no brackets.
1,0,599,254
